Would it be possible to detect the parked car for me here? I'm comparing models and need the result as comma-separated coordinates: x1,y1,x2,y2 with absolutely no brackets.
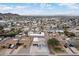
8,44,15,49
69,44,74,47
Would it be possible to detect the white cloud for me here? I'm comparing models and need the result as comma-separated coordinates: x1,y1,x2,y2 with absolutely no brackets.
27,7,79,15
58,3,79,9
14,6,27,10
39,3,53,9
0,5,12,10
0,5,29,11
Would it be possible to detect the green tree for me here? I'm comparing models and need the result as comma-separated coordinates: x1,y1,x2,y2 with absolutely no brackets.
47,38,60,47
0,25,3,30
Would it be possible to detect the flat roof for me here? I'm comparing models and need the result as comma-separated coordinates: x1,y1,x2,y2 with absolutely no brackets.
33,37,39,42
28,31,45,37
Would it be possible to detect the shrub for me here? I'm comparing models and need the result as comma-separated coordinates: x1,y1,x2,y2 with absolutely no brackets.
47,38,60,47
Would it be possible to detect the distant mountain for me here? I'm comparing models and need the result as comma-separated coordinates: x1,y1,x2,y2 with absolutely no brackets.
0,13,21,20
0,13,79,21
0,13,19,16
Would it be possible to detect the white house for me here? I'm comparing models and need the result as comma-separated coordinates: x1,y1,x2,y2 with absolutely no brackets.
28,31,45,37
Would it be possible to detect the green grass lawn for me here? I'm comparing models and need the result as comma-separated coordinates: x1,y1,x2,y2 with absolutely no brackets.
53,47,65,53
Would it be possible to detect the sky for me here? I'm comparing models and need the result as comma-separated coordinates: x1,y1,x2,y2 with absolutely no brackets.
0,3,79,15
